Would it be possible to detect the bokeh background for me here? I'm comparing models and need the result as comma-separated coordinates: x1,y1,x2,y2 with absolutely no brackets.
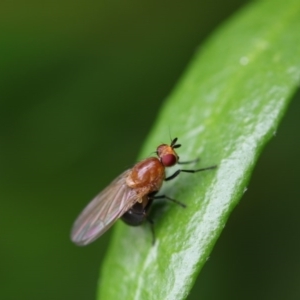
1,0,299,299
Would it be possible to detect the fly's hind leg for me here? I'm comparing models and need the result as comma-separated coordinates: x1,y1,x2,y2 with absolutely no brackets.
146,217,155,245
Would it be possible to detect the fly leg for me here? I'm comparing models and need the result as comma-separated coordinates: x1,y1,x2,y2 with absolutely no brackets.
165,165,217,181
150,194,186,208
149,191,186,208
146,192,186,244
178,158,200,165
145,217,155,245
143,199,156,245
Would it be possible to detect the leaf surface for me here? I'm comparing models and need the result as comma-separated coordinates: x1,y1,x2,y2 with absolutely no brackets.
98,0,300,299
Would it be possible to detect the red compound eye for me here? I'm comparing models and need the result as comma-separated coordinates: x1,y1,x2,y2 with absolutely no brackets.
161,154,177,167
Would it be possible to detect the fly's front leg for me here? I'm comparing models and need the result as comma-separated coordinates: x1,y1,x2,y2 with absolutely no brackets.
165,165,217,181
177,158,200,165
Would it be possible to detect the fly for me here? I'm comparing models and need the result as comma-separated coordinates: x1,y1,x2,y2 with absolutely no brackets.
71,137,216,246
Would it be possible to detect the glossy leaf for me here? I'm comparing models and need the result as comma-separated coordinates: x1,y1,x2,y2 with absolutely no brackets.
98,0,300,299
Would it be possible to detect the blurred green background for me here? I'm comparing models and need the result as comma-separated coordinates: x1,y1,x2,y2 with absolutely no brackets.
1,0,299,299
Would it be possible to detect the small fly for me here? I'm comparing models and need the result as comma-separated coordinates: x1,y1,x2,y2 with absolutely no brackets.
71,137,216,246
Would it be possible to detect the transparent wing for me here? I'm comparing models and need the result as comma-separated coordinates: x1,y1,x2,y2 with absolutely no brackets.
71,170,138,246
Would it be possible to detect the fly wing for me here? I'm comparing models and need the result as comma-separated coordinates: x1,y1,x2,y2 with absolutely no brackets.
71,170,138,246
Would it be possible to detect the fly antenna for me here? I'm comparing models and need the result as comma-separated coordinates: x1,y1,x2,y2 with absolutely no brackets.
171,137,178,147
171,137,181,149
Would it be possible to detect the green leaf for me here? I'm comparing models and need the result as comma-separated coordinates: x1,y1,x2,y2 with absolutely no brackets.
98,0,300,299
